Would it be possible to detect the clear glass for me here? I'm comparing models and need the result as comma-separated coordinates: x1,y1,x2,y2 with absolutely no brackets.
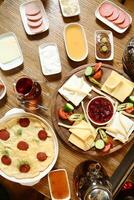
73,160,112,200
13,75,42,111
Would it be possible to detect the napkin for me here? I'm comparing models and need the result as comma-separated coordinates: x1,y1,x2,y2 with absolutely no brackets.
58,75,92,106
106,112,134,143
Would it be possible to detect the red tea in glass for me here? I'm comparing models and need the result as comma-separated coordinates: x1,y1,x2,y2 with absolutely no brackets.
14,76,42,110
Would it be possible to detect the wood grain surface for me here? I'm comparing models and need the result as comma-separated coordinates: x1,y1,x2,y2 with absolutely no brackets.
0,0,134,199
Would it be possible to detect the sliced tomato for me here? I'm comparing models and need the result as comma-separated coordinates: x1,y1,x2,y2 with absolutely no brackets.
102,143,112,153
125,107,134,114
92,69,103,80
93,62,102,72
58,108,71,120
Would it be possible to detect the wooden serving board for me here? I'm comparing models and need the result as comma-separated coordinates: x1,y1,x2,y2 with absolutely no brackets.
51,63,134,156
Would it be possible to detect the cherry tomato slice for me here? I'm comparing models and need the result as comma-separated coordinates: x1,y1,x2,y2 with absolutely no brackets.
93,62,102,72
102,143,112,153
58,108,71,120
93,69,103,80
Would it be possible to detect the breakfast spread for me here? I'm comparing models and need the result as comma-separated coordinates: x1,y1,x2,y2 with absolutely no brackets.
0,116,55,179
0,0,134,188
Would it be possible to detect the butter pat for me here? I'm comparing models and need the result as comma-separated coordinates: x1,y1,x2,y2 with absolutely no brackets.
58,75,92,106
101,71,134,102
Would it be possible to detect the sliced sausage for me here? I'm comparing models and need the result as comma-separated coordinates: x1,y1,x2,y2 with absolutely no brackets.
27,18,43,28
113,10,125,24
25,3,41,16
99,3,114,17
0,129,10,141
37,152,47,161
19,118,30,127
38,130,48,140
19,164,30,173
1,155,12,165
30,23,44,34
27,12,42,21
107,7,119,21
17,141,29,151
118,15,130,29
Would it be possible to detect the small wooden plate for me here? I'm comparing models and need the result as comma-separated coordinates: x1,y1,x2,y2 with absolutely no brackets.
51,63,134,156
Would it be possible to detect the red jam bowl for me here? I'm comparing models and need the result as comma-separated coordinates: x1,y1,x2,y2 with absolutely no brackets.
86,96,114,126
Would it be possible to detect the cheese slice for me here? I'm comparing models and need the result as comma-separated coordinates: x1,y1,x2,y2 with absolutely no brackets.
68,134,94,151
101,71,134,102
69,120,96,141
58,75,92,106
0,35,20,64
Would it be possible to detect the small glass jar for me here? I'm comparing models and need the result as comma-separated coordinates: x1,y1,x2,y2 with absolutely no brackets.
73,160,112,200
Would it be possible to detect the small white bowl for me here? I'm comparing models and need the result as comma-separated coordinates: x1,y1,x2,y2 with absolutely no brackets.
86,96,114,126
0,78,6,100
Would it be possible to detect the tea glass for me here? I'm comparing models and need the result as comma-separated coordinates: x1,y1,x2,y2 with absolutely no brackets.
13,76,42,111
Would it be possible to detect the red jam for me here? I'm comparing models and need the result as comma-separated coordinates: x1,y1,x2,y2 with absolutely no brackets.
88,97,114,124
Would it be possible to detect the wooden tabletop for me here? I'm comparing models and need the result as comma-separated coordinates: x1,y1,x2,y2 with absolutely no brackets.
0,0,134,199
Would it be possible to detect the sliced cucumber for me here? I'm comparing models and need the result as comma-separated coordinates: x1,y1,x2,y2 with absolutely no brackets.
98,129,108,143
64,103,74,112
117,103,133,111
85,66,94,76
128,96,134,104
95,139,105,150
68,114,84,121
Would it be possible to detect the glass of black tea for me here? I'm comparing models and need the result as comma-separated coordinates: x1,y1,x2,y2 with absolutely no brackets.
14,76,42,111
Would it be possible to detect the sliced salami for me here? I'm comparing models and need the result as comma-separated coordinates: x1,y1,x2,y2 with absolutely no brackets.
25,3,41,16
27,18,43,28
19,164,30,173
118,15,130,29
27,13,42,22
0,129,10,141
1,155,12,165
107,7,119,21
99,3,114,17
113,10,125,24
19,118,30,127
17,141,29,151
38,130,48,140
37,152,47,161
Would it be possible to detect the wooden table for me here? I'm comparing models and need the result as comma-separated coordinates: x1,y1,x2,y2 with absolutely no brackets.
0,0,133,199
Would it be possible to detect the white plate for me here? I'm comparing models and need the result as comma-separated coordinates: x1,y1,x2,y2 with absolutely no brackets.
0,32,23,71
95,30,114,61
59,0,80,17
39,43,62,76
64,23,88,62
0,109,59,186
95,0,132,33
0,78,6,100
20,0,49,35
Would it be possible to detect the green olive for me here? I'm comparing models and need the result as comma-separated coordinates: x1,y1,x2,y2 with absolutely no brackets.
100,45,108,52
101,37,108,43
